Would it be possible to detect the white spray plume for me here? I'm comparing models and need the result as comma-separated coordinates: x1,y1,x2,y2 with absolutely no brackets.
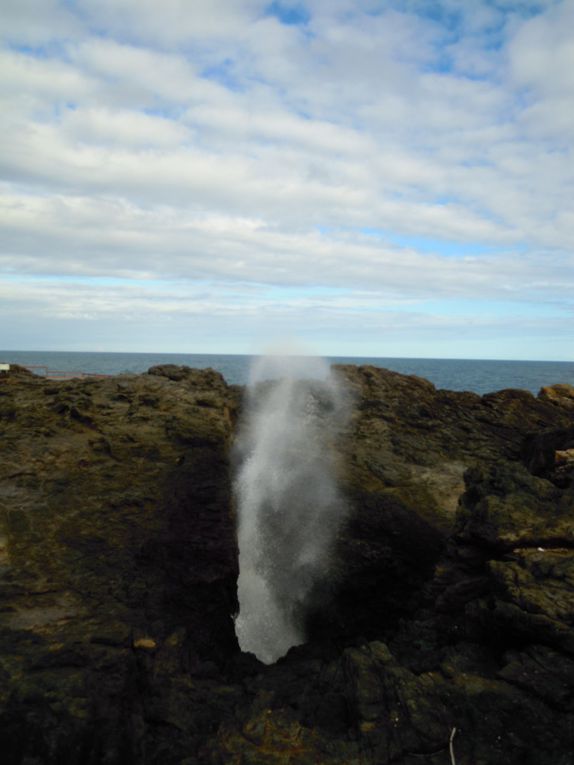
234,354,348,664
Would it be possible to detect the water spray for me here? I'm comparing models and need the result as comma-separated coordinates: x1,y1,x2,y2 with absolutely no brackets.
234,354,348,664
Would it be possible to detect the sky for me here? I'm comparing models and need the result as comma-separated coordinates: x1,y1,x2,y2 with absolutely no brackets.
1,0,573,360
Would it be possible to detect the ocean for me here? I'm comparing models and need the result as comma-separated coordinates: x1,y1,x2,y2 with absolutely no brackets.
2,350,573,396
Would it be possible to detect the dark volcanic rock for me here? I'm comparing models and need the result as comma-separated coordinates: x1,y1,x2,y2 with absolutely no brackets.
1,363,574,764
0,365,240,763
323,366,573,642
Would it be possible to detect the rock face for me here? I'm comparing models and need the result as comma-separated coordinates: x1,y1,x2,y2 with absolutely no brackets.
0,365,240,763
1,363,574,764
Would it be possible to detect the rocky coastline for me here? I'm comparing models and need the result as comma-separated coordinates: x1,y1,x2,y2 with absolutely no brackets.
1,363,573,764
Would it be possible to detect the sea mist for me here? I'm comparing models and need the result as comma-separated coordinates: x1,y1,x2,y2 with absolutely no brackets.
234,355,348,664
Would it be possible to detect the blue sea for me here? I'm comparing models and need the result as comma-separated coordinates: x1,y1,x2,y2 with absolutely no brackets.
2,350,573,396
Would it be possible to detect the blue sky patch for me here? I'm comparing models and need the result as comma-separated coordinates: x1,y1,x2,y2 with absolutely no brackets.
265,2,310,26
361,230,498,257
319,226,504,258
201,59,243,91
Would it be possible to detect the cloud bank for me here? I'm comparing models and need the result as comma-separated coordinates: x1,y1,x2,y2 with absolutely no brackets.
1,0,573,358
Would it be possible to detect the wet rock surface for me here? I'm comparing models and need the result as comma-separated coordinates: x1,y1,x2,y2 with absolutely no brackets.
1,363,574,764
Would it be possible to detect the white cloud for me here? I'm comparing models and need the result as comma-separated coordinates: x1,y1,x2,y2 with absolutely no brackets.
0,0,82,45
1,275,571,361
508,0,574,139
0,49,96,109
71,38,202,105
509,0,574,96
1,0,573,358
62,107,190,147
1,191,572,305
77,0,265,44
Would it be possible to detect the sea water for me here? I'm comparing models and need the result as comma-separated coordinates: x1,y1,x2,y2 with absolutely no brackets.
1,350,573,396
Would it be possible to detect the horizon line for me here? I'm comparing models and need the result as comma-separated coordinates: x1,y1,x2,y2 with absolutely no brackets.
1,349,573,365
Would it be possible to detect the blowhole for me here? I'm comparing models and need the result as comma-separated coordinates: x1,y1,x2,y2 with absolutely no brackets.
232,354,349,665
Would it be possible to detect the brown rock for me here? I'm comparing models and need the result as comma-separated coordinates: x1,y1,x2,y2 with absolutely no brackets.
539,383,574,411
1,363,574,764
